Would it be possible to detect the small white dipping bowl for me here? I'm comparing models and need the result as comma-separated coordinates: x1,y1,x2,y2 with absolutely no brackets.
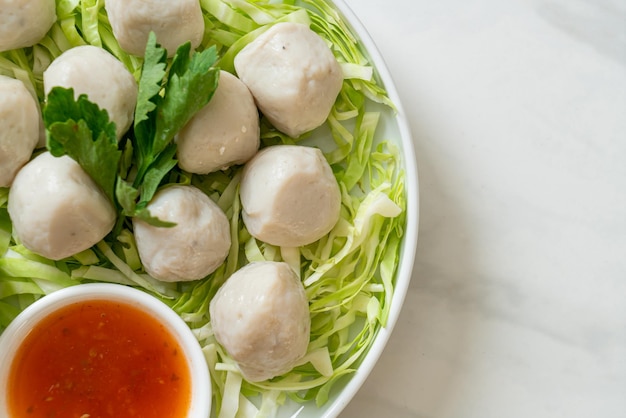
0,283,211,418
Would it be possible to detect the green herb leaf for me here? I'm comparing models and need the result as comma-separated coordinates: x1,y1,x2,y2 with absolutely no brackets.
44,87,120,202
115,177,139,216
153,44,219,156
134,33,167,127
113,177,179,235
133,207,177,227
133,32,167,180
140,143,178,205
132,33,219,195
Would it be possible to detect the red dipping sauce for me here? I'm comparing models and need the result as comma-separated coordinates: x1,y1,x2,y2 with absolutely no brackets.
7,299,191,418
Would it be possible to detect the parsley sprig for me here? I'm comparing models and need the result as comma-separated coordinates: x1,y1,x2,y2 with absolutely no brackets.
43,32,219,228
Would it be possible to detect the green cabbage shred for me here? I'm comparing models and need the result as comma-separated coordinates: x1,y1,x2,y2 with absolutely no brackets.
0,1,407,416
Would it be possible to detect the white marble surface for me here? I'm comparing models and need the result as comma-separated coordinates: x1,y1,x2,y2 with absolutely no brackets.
340,0,626,417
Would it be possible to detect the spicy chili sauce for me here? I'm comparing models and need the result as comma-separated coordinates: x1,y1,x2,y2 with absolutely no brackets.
7,299,191,418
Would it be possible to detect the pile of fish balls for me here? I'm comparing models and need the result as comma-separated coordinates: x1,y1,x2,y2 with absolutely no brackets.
2,12,347,383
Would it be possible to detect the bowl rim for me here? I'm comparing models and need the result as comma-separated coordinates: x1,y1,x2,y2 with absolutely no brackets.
0,282,212,418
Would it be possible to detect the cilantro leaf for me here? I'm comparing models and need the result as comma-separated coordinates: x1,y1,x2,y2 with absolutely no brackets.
115,178,140,216
42,35,220,230
132,34,219,191
133,33,167,182
134,207,177,227
140,143,178,205
44,87,120,202
115,178,176,229
129,34,219,210
134,32,167,126
153,43,219,156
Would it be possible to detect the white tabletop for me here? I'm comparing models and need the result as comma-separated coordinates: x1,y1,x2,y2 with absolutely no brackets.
340,0,626,417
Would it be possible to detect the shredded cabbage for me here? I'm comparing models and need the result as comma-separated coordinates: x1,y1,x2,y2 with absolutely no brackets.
0,1,408,416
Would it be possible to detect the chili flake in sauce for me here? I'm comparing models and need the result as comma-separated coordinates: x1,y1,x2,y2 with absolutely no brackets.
7,299,191,418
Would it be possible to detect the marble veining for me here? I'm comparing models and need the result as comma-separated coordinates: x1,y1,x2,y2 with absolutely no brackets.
534,0,626,64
